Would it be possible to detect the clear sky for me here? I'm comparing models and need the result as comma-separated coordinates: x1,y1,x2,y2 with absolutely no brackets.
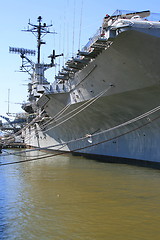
0,0,160,119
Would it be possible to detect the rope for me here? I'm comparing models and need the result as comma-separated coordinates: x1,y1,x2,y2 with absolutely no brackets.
2,96,160,150
42,86,112,133
1,102,160,162
0,142,67,157
21,85,113,144
63,2,66,66
78,0,84,50
1,111,44,145
66,0,70,61
72,0,76,57
93,105,160,137
41,85,111,131
41,103,71,129
1,112,160,166
19,82,111,144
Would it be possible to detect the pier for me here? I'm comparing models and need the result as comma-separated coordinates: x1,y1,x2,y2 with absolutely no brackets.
0,142,26,151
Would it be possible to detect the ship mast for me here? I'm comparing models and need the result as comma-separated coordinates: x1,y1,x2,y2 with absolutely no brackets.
37,16,42,64
9,16,63,73
24,15,56,64
9,16,63,114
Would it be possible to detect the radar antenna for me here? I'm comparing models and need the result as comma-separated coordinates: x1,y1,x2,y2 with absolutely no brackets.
9,16,64,106
9,16,62,72
22,15,57,64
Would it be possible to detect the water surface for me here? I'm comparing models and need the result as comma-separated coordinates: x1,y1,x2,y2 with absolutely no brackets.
0,150,160,239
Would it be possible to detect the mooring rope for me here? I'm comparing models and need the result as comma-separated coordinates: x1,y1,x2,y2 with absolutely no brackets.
1,108,160,166
42,86,112,133
19,85,113,143
1,103,160,157
1,102,160,158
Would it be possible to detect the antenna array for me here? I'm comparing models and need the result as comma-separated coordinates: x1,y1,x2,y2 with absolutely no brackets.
9,47,36,56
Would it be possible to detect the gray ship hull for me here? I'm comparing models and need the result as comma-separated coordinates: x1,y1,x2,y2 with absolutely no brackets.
22,11,160,166
23,86,160,165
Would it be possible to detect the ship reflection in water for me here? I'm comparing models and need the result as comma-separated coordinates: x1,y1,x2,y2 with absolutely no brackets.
0,150,160,240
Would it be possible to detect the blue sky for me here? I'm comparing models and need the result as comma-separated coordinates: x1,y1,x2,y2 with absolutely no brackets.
0,0,160,118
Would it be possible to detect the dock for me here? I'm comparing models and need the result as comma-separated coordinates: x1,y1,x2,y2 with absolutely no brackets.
0,142,26,150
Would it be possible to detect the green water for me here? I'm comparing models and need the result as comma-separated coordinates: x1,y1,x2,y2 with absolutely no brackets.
0,150,160,239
